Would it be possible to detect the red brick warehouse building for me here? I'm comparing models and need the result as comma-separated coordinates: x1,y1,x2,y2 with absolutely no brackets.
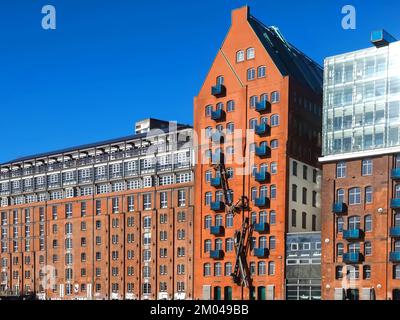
193,6,323,300
0,119,195,300
320,31,400,300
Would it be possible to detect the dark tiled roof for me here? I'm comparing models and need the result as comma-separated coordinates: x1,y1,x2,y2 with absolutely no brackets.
1,123,192,166
249,16,323,94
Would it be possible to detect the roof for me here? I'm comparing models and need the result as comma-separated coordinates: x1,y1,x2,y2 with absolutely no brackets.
248,16,323,94
1,123,192,166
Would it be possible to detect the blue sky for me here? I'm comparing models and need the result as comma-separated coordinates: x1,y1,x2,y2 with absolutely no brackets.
0,0,399,163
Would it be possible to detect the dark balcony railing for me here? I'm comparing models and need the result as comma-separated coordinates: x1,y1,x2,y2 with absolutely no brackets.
211,84,226,97
391,199,400,209
253,222,269,233
210,177,221,188
390,252,400,263
210,201,225,212
390,227,400,238
210,226,225,236
255,100,271,113
254,123,269,136
255,145,270,158
254,248,269,258
254,171,270,183
211,109,225,121
254,197,270,208
332,202,348,214
210,250,224,260
343,252,364,264
343,229,364,240
391,168,400,180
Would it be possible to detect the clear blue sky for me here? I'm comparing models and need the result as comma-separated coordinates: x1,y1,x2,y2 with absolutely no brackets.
0,0,399,163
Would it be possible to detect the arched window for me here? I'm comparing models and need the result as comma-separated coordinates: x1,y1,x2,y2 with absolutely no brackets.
215,190,224,202
204,215,212,229
270,114,280,127
216,102,224,111
348,242,360,253
251,212,257,224
249,118,258,129
204,239,212,252
258,262,266,275
215,214,223,226
364,241,372,256
224,263,232,276
258,66,266,78
250,96,258,108
365,215,372,232
337,217,344,233
269,236,276,250
259,211,268,223
246,47,255,60
226,214,233,228
251,187,258,201
203,263,211,276
205,126,213,138
236,50,245,62
259,236,267,248
337,243,344,257
270,185,277,199
216,76,224,85
349,188,361,205
215,238,223,250
260,93,268,102
205,192,212,205
395,213,400,227
226,238,234,252
227,100,235,112
205,105,212,117
365,186,373,203
271,91,280,103
247,68,256,81
270,211,276,224
214,262,222,276
396,184,400,198
270,140,279,149
260,186,268,198
348,216,361,230
337,189,345,203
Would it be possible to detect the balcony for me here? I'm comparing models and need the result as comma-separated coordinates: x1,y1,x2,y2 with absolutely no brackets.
332,202,348,214
391,168,400,180
211,152,224,165
390,227,400,238
253,248,269,258
391,199,400,209
254,197,270,208
343,229,364,241
390,252,400,263
255,100,271,113
253,222,269,233
254,123,270,136
255,144,270,158
254,171,270,183
343,252,364,264
210,177,221,188
211,109,225,121
210,201,225,212
211,84,226,97
210,226,225,236
210,250,224,260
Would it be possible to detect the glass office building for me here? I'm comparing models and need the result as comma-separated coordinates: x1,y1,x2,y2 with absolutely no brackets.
322,36,400,156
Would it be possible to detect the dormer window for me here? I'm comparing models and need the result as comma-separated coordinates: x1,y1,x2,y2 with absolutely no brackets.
236,50,245,63
247,48,255,60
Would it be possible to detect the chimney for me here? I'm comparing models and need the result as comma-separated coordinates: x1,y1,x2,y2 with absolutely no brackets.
231,6,249,25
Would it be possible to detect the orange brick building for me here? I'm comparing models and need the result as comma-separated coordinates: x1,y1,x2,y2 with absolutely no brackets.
193,6,323,300
0,119,194,300
320,31,400,300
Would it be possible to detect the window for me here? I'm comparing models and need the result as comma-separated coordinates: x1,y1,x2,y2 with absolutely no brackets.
349,188,361,205
269,236,276,250
247,68,256,81
268,261,275,275
216,76,224,85
302,188,307,205
312,215,317,231
291,210,297,227
362,159,373,176
205,192,212,205
227,100,235,112
227,122,234,134
270,140,278,149
364,241,372,256
226,214,233,228
271,91,280,103
127,195,134,212
270,211,276,225
270,114,279,127
246,48,255,60
205,105,212,117
365,215,372,232
203,263,211,276
160,192,168,208
337,189,345,203
258,66,266,78
292,161,298,176
312,191,317,207
143,194,151,210
348,216,361,230
270,185,276,199
365,187,373,204
258,262,266,275
303,165,308,180
337,243,344,257
336,161,346,178
292,184,297,202
250,96,258,108
363,265,371,279
337,217,344,233
236,50,245,62
336,266,343,279
302,212,307,229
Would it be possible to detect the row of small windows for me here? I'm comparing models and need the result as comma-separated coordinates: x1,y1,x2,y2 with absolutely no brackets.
247,66,267,81
204,261,275,277
336,159,373,178
204,92,280,117
236,48,255,62
336,215,373,232
292,161,319,183
335,187,373,205
204,211,276,228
